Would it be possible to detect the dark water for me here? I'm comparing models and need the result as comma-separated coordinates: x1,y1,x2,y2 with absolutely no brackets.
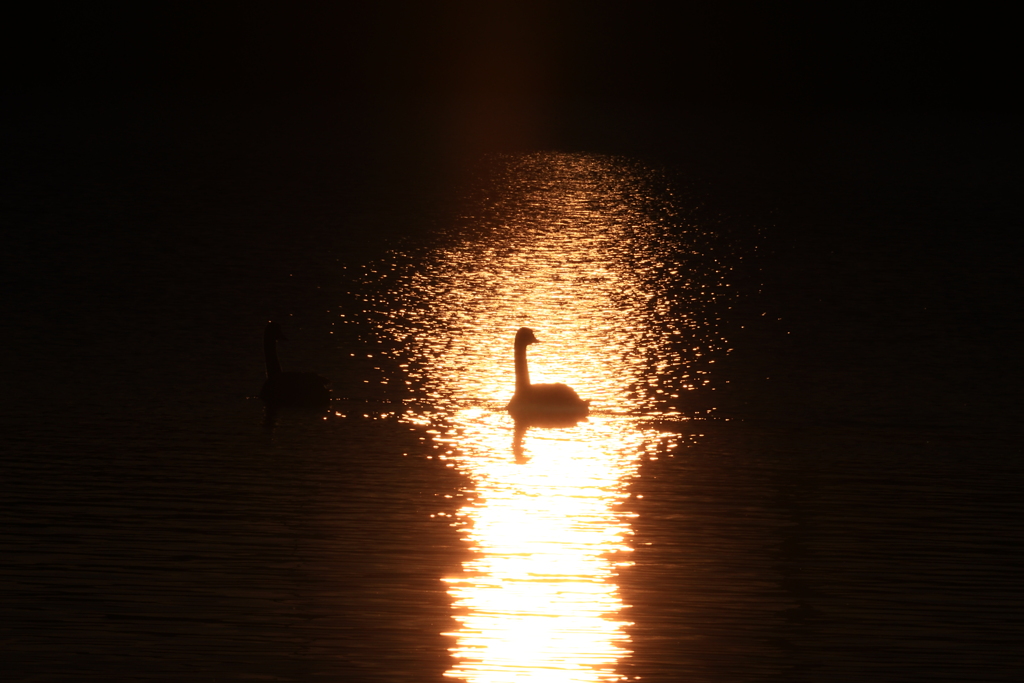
2,113,1022,681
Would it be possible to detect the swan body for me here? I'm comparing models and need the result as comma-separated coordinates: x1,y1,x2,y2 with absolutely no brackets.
260,322,331,408
506,327,589,423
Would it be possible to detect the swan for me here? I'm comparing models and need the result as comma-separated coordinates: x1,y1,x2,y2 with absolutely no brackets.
259,322,331,408
506,327,589,423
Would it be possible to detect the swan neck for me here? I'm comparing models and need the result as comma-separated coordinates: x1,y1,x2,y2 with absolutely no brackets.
264,332,281,378
514,341,531,394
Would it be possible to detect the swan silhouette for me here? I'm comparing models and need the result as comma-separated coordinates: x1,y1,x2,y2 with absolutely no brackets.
506,327,589,424
259,322,331,408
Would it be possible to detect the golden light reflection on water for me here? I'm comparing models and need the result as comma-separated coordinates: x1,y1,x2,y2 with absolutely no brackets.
438,416,646,682
374,153,735,681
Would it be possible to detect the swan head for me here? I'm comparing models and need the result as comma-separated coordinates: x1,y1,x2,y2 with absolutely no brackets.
265,322,287,341
515,327,539,347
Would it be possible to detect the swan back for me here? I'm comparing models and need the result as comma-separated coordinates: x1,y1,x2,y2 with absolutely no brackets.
260,371,331,407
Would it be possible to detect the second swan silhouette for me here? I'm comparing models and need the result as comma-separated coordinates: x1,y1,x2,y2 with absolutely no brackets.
507,327,590,426
260,322,331,409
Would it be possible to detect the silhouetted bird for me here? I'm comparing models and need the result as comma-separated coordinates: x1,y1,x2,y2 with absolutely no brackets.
260,322,331,408
507,327,589,424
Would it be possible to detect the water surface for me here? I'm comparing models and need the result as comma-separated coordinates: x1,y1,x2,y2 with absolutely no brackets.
3,146,1021,681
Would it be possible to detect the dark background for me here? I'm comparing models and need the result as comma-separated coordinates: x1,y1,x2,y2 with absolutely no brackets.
6,1,1015,146
9,2,1016,106
6,0,1017,269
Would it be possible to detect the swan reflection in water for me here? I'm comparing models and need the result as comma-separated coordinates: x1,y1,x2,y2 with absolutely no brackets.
259,321,331,423
507,327,590,461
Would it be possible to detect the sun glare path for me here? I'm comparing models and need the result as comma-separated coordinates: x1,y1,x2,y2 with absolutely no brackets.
369,154,734,681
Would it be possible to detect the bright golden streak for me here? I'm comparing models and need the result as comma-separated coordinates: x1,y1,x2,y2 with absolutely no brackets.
441,419,641,682
380,154,724,682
